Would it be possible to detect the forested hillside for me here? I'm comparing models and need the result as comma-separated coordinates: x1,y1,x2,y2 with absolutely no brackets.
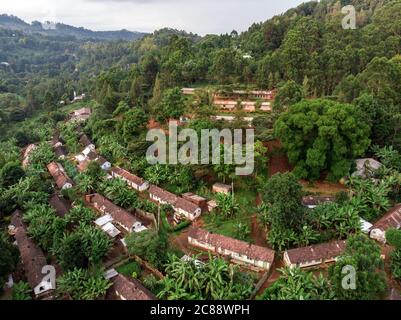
0,14,148,41
1,0,401,302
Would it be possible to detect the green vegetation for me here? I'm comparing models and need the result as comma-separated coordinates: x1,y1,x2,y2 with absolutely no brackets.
386,229,401,249
275,99,371,181
157,255,254,300
329,235,387,300
116,261,142,279
0,233,19,290
125,230,169,270
258,173,363,250
1,0,401,302
12,282,32,301
260,267,333,300
57,268,112,300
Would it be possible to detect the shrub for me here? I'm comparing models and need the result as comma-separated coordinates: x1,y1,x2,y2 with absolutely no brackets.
386,229,401,249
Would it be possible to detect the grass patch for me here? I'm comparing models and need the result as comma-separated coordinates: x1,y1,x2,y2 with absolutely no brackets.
202,184,256,242
116,261,142,278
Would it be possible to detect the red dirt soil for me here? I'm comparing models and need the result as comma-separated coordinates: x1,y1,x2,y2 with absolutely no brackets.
300,180,347,195
265,140,293,177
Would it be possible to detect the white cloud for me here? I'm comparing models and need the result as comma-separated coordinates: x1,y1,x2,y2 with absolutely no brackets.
1,0,304,35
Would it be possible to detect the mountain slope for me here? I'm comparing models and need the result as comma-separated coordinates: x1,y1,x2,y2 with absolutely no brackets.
0,14,148,41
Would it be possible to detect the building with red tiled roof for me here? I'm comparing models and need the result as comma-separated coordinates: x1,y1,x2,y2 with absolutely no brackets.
69,107,91,123
173,198,201,222
283,241,346,269
112,274,155,300
212,183,232,195
182,193,207,208
9,211,55,297
49,194,71,218
148,185,178,206
110,167,149,192
149,185,202,221
370,205,401,243
47,162,74,190
188,228,275,271
85,194,145,233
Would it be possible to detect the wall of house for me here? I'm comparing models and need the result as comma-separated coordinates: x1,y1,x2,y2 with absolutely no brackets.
370,228,386,243
190,238,271,271
174,207,201,221
284,252,323,269
188,237,216,253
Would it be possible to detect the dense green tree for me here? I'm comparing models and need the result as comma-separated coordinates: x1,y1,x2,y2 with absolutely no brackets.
212,48,237,84
29,142,56,168
260,267,333,300
121,108,149,141
125,230,169,269
259,173,310,250
390,248,401,281
275,99,371,181
156,87,186,122
57,268,112,300
329,235,387,300
52,223,112,270
158,255,253,300
215,193,239,219
260,172,305,231
386,229,401,249
0,232,19,290
280,17,321,84
24,204,66,251
274,80,304,112
0,162,25,187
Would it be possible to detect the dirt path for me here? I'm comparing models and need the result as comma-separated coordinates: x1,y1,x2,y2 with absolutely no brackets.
251,215,267,247
265,140,292,177
257,258,284,296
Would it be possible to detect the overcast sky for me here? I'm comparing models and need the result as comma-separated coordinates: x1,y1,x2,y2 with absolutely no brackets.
1,0,305,35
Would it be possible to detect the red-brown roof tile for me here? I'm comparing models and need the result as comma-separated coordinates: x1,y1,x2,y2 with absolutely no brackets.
10,211,48,290
111,167,146,186
373,205,401,232
285,241,346,265
189,228,275,264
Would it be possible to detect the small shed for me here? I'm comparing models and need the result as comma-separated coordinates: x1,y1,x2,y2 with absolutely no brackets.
212,183,232,195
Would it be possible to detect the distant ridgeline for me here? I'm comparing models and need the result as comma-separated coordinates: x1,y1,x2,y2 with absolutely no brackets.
0,14,148,41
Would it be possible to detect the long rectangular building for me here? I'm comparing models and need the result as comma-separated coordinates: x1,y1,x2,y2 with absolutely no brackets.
283,241,346,269
112,274,155,300
85,193,146,233
110,167,149,192
47,162,74,190
148,185,201,221
188,228,275,271
9,211,55,297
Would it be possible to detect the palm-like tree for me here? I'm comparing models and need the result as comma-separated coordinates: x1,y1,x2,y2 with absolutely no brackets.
78,174,95,194
216,193,239,219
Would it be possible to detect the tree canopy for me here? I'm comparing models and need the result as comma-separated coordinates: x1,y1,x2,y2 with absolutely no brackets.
275,99,371,181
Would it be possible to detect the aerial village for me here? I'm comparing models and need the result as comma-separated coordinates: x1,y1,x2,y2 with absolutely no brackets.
2,83,401,301
2,0,401,305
